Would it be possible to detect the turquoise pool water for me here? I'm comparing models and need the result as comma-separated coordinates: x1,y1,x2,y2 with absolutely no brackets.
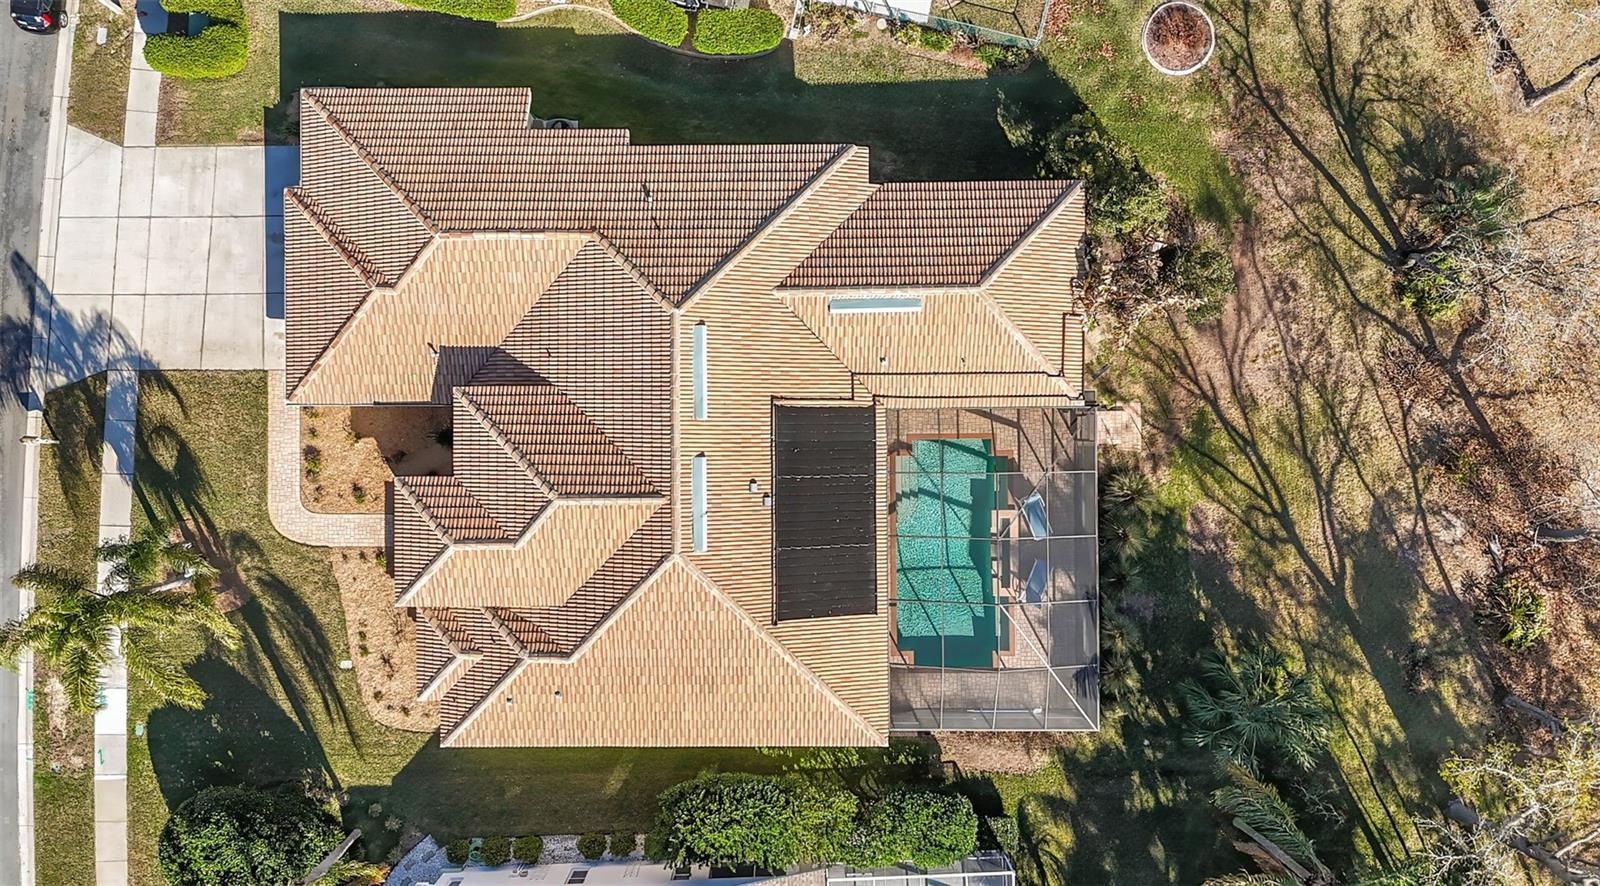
894,438,999,668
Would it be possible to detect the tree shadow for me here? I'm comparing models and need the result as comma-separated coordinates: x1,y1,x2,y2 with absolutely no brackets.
267,12,1080,181
146,654,331,810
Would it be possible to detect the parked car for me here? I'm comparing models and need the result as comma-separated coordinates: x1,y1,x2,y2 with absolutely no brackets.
9,0,62,33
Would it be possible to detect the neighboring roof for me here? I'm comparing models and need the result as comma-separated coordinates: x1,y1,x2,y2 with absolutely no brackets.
780,181,1077,290
283,87,1092,749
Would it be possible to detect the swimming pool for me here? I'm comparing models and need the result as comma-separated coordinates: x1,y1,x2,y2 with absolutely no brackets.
893,438,1000,668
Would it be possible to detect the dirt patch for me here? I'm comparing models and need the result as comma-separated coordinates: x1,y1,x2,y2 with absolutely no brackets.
177,520,252,612
329,549,437,732
1144,2,1213,73
932,730,1078,774
300,405,451,514
39,672,92,774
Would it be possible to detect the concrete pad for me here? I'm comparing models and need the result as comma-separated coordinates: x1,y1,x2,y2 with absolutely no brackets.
264,315,286,366
145,217,211,293
93,779,125,816
112,219,149,295
94,818,127,855
205,216,265,293
46,294,113,384
51,217,120,294
201,294,266,369
59,128,122,218
265,212,285,318
264,146,299,217
106,370,139,421
98,473,133,528
123,111,156,148
126,68,161,114
117,148,154,216
96,860,130,886
140,294,206,367
109,297,145,366
150,147,216,217
211,147,267,216
93,734,127,778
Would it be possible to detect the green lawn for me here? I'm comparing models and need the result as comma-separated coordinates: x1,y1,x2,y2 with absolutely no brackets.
31,376,106,886
67,1,132,144
124,372,922,880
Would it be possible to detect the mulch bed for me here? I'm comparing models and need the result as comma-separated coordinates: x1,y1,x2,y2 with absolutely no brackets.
1145,2,1211,72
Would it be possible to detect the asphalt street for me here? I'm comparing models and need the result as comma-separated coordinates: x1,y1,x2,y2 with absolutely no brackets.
0,15,61,885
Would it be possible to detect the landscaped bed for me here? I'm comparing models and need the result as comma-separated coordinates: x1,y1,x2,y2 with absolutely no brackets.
691,7,784,55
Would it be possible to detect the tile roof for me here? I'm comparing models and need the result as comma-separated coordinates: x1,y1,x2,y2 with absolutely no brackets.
780,181,1077,289
282,88,1091,749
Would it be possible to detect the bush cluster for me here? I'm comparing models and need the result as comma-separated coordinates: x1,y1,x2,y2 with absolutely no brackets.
479,836,512,867
655,775,977,870
893,22,952,51
577,831,609,860
513,835,544,862
974,43,1030,71
610,0,690,46
1480,572,1548,651
397,0,515,19
445,838,473,866
609,830,638,856
142,0,248,80
157,785,341,884
691,8,784,55
841,789,977,869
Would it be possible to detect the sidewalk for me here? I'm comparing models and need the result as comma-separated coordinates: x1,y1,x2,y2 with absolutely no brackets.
92,369,137,886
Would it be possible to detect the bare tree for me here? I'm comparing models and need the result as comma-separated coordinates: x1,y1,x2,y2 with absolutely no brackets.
1470,0,1600,112
1422,722,1600,884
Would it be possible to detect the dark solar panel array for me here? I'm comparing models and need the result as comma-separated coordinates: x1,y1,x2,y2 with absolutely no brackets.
773,406,877,621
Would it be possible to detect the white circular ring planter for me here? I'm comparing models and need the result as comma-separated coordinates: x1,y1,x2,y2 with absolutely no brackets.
1141,1,1215,77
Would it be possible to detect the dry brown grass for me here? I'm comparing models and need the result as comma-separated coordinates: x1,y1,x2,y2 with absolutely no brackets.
330,548,438,732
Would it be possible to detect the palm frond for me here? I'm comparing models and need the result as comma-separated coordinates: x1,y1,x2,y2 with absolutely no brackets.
121,638,207,710
1202,875,1300,886
57,641,107,713
1212,765,1323,874
11,565,92,600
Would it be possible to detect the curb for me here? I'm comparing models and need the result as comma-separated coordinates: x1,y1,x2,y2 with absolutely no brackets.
16,2,82,883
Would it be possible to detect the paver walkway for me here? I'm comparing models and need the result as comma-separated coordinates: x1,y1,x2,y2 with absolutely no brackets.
92,369,137,886
266,371,386,547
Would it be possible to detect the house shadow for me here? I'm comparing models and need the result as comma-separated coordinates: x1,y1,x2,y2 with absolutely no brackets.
268,11,1082,182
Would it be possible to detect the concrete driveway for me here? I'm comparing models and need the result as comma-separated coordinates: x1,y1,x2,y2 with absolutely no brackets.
38,127,295,391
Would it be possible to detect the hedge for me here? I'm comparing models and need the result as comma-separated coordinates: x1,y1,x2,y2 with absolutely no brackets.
142,0,248,79
691,8,784,55
842,789,977,869
157,785,341,885
610,0,690,46
397,0,515,20
655,774,856,869
512,835,544,862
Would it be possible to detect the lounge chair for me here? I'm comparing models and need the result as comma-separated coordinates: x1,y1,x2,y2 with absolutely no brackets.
1023,559,1048,604
1021,491,1050,540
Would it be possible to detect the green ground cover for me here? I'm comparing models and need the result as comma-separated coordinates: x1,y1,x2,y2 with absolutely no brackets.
31,376,107,886
122,372,921,881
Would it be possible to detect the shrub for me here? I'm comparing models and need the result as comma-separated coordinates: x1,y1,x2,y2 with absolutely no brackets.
479,836,512,867
1172,243,1234,324
981,816,1018,856
998,106,1169,239
642,830,671,861
974,43,1029,71
1396,251,1465,318
843,789,977,869
655,773,857,869
610,0,689,46
1480,573,1548,651
513,835,544,862
157,785,341,885
445,838,472,866
396,0,515,20
892,23,950,51
609,830,638,856
577,832,609,860
691,8,784,55
142,0,248,80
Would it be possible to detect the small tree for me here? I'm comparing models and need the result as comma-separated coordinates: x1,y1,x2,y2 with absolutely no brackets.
843,789,977,869
157,785,341,885
1180,647,1330,775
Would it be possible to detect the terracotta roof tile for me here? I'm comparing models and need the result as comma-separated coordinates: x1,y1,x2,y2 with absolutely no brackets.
781,181,1075,289
459,384,655,497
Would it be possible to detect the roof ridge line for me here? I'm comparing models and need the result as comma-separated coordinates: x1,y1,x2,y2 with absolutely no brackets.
456,384,660,499
589,234,674,310
677,144,872,307
392,475,455,545
977,180,1084,287
975,288,1067,379
481,607,531,658
671,557,885,745
453,387,558,498
284,189,387,288
440,657,531,747
303,89,440,235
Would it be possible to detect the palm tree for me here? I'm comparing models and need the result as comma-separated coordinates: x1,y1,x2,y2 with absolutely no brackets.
0,528,238,713
1180,647,1330,774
